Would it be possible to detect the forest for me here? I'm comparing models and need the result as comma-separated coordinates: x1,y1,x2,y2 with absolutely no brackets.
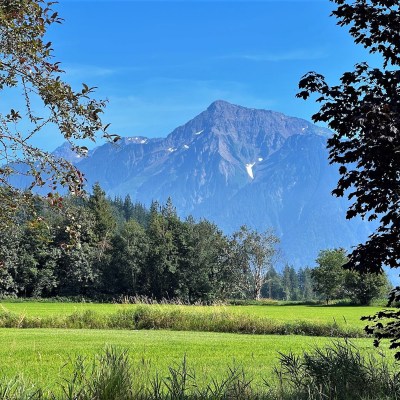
0,184,389,305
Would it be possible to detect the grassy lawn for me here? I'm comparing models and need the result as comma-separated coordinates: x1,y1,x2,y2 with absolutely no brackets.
0,301,120,316
0,328,376,389
0,302,383,329
227,304,380,329
0,303,392,394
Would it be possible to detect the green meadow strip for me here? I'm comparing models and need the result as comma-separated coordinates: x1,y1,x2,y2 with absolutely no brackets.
0,304,364,337
0,302,383,330
0,328,335,387
0,341,398,400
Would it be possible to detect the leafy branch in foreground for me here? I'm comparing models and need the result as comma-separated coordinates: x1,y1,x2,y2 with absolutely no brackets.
297,0,400,358
0,0,119,229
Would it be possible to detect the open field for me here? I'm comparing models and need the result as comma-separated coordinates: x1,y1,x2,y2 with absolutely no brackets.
1,301,121,316
0,302,393,397
0,301,384,330
0,328,376,389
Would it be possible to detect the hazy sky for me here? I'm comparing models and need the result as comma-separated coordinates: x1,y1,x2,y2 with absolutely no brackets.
36,0,377,150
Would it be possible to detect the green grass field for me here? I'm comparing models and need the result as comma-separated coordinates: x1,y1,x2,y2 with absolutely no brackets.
0,328,375,388
0,301,391,394
0,301,383,329
0,301,120,316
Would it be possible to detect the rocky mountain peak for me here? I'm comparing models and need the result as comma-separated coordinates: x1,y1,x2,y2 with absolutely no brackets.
167,100,324,149
43,101,371,269
206,99,243,113
52,142,84,164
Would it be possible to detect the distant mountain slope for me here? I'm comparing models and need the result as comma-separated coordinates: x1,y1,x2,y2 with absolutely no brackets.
54,100,375,268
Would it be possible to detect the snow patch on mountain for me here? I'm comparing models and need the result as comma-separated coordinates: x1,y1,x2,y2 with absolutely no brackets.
245,163,256,179
126,137,148,144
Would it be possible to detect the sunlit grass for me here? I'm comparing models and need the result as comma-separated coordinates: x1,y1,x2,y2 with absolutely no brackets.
0,301,383,330
0,305,369,336
0,328,376,389
0,301,120,316
0,303,392,396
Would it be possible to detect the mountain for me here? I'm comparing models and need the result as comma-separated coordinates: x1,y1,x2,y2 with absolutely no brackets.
55,100,374,268
51,142,85,164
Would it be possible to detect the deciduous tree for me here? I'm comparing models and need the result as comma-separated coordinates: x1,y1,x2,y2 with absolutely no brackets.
233,225,280,300
0,0,117,229
311,249,347,304
344,269,390,305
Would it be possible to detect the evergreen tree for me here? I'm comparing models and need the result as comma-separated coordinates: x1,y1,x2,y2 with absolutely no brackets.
89,184,117,242
261,266,284,300
298,267,315,301
106,220,149,296
282,265,293,301
123,195,134,221
54,199,98,296
145,202,179,299
87,183,117,294
131,202,150,227
17,218,60,297
88,183,117,260
289,266,299,301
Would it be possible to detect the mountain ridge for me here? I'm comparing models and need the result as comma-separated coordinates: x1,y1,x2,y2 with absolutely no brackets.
52,100,373,268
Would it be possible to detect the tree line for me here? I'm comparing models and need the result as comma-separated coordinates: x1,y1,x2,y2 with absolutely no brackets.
258,251,389,305
0,184,250,302
0,184,390,304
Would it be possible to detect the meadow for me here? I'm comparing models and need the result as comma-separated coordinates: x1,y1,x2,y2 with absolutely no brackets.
0,301,395,398
1,328,351,387
0,301,383,330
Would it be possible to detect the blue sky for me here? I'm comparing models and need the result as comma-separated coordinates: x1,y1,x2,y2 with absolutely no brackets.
38,0,377,150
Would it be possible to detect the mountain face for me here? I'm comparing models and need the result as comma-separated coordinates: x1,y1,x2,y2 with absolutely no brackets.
51,142,85,164
56,100,375,268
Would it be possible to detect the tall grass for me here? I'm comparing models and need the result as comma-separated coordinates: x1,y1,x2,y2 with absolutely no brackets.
0,305,364,337
0,341,399,399
276,339,400,399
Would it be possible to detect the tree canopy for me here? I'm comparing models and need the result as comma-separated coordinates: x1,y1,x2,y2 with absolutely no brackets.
297,0,400,275
297,0,400,356
310,248,389,305
0,191,250,302
311,249,347,305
